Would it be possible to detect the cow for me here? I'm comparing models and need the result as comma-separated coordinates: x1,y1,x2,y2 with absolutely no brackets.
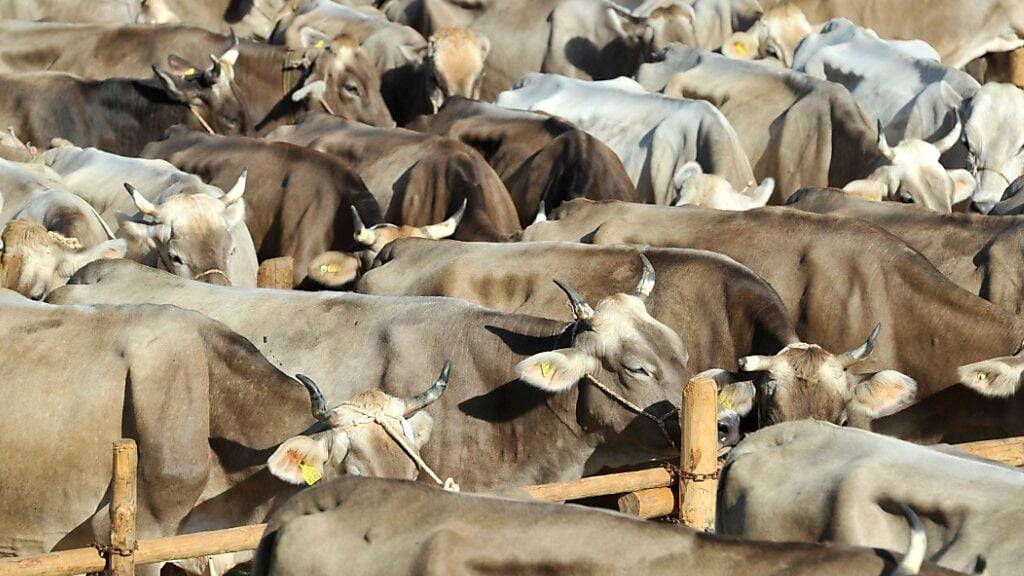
0,219,125,300
141,126,384,287
523,199,1024,407
265,112,521,242
496,73,755,205
719,421,1011,575
251,476,964,576
961,83,1024,211
0,21,393,134
268,0,430,124
0,157,67,223
422,27,490,111
0,293,444,568
53,256,700,491
42,145,259,287
760,0,1024,69
0,48,248,156
387,0,699,100
640,45,973,205
670,161,774,210
0,0,178,24
787,188,1024,314
408,97,639,225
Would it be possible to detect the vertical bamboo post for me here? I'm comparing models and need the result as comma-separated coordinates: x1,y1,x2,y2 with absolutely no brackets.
1009,47,1024,90
679,375,718,531
257,257,295,289
109,439,137,576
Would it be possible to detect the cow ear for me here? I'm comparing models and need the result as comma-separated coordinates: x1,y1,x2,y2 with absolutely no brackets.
848,370,917,418
672,161,702,191
517,348,596,393
308,251,360,288
223,198,246,229
166,55,200,79
299,26,333,51
718,380,756,416
406,411,434,449
606,5,647,42
958,357,1024,397
948,169,977,204
152,65,191,103
267,434,330,485
723,31,759,60
63,239,127,275
116,213,166,250
843,178,887,202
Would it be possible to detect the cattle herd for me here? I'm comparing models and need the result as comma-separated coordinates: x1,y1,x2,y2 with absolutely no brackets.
2,0,1024,575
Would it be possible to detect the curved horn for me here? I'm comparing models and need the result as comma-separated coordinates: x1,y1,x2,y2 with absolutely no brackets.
420,199,467,239
894,504,926,576
553,278,594,323
838,323,881,369
403,359,450,416
124,183,161,219
1014,338,1024,357
295,373,334,424
221,168,247,205
533,199,547,223
350,206,376,246
633,254,655,301
877,120,895,161
932,115,962,154
204,54,222,84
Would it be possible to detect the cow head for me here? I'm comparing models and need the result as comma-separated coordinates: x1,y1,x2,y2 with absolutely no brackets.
672,161,774,211
268,363,448,483
425,27,490,112
962,84,1024,212
843,120,976,212
607,1,697,57
116,171,247,286
515,256,694,451
289,27,395,128
723,4,811,67
0,219,125,300
957,341,1024,397
136,0,179,24
738,325,917,425
153,45,250,136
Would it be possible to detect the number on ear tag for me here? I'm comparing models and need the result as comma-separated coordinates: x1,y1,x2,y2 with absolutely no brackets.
300,463,322,485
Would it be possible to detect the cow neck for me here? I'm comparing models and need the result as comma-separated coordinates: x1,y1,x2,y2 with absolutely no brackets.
92,79,195,155
234,43,313,133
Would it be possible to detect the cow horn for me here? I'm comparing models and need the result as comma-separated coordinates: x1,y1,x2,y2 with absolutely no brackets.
221,169,247,205
420,199,467,240
894,504,926,576
838,323,881,369
403,359,450,416
553,278,594,323
228,28,239,50
1014,339,1024,356
877,121,895,161
204,54,222,84
350,206,376,246
124,183,161,220
932,115,962,154
533,199,547,223
295,373,334,424
633,254,655,301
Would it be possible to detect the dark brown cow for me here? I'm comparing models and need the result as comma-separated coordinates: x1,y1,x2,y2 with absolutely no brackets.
0,21,392,134
266,112,521,242
525,200,1024,406
788,187,1024,314
408,97,639,226
141,126,383,286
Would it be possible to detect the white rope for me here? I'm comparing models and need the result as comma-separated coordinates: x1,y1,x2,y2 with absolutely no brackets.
583,375,678,448
188,105,216,135
193,268,231,284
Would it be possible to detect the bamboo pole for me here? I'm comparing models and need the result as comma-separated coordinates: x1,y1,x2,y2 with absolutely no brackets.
522,467,674,502
1009,47,1024,90
617,487,676,519
257,257,295,289
679,375,718,530
954,436,1024,467
108,440,137,576
0,525,268,576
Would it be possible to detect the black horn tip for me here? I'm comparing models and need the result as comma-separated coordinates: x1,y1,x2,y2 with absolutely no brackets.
867,323,881,344
123,182,137,195
437,359,452,386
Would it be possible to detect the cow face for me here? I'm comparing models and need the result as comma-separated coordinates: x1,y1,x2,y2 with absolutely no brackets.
723,5,812,66
153,48,250,136
607,2,697,57
844,121,976,213
516,256,692,450
672,161,774,211
958,342,1024,397
268,364,448,485
117,171,247,286
738,326,917,425
290,28,395,128
962,84,1024,211
0,219,125,300
426,27,490,112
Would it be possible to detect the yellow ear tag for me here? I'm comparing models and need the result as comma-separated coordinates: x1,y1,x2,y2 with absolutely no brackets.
539,361,554,378
734,43,747,56
314,40,326,49
300,463,322,485
185,67,196,76
718,397,733,410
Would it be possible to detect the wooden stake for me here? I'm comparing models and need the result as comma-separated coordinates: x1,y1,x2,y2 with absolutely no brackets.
679,375,718,531
1009,47,1024,90
617,487,676,519
954,436,1024,467
109,439,137,576
257,257,295,289
523,467,673,502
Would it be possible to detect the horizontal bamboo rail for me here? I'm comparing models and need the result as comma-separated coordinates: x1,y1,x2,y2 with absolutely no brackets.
522,467,674,502
954,435,1024,467
617,487,676,519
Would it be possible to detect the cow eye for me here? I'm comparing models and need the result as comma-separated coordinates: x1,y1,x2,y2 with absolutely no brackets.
343,81,360,96
625,364,651,377
170,253,184,265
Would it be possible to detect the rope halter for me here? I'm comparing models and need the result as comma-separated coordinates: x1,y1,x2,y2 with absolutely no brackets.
583,374,678,449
